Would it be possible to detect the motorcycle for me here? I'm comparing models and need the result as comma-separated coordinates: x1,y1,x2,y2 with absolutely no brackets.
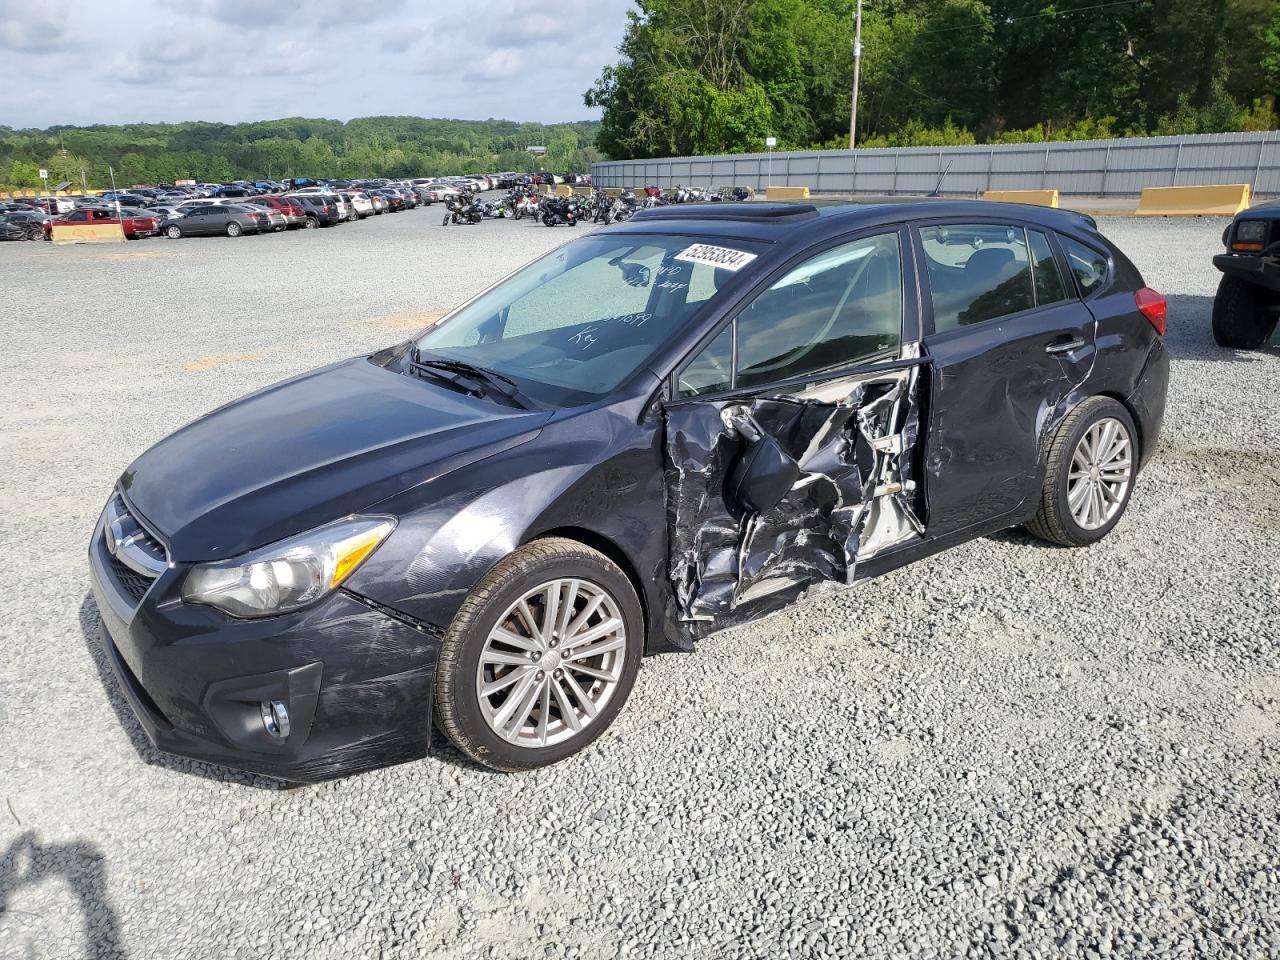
540,195,584,226
605,189,639,224
512,190,541,221
590,188,612,223
442,195,481,226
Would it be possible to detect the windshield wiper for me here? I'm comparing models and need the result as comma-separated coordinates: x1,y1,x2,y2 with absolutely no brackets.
408,351,533,409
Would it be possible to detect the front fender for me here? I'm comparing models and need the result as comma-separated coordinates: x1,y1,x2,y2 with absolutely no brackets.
345,397,668,640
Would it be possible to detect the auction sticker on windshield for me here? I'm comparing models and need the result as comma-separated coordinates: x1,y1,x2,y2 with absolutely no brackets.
674,243,758,271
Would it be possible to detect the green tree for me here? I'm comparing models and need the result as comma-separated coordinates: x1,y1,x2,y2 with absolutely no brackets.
586,0,1279,158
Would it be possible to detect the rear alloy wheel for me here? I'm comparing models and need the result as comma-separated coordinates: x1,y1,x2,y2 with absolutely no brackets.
435,538,643,771
304,216,319,229
1026,397,1137,547
1212,275,1279,349
226,221,242,237
165,225,182,239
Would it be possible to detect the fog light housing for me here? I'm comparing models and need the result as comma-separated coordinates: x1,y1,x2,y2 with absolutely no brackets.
261,700,291,739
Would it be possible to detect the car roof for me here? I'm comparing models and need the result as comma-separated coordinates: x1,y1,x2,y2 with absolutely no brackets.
613,198,1098,244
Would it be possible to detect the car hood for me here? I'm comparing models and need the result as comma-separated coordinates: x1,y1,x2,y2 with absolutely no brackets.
120,357,548,562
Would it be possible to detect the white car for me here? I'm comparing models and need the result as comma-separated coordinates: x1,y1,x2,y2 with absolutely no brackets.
343,192,374,219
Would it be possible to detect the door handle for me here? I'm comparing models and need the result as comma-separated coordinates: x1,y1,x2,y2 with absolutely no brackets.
1045,337,1086,355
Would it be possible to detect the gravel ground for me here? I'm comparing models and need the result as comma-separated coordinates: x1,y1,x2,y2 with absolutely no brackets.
1,209,1278,959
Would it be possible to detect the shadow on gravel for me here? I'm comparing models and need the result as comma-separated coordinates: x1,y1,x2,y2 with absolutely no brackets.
985,525,1062,550
1163,293,1280,361
0,831,127,958
77,593,290,792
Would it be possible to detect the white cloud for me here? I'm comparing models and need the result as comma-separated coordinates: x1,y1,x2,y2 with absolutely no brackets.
463,48,524,83
0,0,634,128
0,0,79,53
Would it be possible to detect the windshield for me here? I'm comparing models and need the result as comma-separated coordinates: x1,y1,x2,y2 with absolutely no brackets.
411,233,757,405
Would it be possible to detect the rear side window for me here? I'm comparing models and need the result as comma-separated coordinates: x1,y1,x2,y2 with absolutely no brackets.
1027,229,1068,305
919,223,1034,331
1059,236,1109,296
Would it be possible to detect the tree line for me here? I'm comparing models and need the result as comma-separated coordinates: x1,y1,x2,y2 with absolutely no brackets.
0,116,603,190
584,0,1280,158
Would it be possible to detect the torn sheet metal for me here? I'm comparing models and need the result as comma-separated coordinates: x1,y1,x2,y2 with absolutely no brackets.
664,362,924,645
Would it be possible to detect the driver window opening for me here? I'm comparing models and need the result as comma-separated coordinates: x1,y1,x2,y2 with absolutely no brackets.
735,232,903,389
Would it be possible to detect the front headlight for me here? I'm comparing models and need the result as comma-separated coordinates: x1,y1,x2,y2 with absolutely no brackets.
1236,220,1267,243
181,516,395,618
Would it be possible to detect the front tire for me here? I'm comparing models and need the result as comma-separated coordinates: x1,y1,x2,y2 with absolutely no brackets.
1212,275,1279,349
435,538,643,772
1025,397,1138,547
304,216,319,229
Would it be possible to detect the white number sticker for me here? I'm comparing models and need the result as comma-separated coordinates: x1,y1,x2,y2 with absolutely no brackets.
674,243,757,272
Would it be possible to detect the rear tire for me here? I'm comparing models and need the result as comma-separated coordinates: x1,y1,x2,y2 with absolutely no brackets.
1025,397,1138,547
226,221,242,237
435,538,644,772
1212,275,1279,349
304,216,318,229
165,225,182,239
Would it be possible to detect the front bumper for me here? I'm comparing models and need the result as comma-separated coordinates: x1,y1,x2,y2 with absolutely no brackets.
88,505,441,782
1213,253,1280,294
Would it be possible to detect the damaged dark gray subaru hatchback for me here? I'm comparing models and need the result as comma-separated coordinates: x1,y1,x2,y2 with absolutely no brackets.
90,201,1169,779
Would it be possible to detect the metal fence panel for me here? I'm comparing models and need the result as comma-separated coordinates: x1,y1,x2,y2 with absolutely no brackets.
591,130,1280,198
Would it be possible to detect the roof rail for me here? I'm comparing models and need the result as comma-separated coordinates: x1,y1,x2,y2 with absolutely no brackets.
629,202,818,223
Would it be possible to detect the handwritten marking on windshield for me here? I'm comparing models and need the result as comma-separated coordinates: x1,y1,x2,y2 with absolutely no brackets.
568,325,599,349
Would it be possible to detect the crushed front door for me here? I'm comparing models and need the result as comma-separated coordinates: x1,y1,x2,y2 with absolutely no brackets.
663,360,927,641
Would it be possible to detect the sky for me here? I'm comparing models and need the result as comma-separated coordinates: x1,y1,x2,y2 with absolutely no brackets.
0,0,634,129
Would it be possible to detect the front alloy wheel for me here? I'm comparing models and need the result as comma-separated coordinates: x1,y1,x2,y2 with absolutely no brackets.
476,578,627,747
435,538,643,771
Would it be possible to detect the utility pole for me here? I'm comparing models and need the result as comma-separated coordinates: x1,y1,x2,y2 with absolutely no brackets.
850,0,863,149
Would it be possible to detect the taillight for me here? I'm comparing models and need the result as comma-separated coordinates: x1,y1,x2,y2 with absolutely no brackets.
1135,287,1167,336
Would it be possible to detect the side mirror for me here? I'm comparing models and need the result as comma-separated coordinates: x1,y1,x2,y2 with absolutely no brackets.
725,412,801,514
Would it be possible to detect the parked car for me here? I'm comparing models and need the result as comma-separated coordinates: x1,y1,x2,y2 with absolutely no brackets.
146,205,184,223
89,200,1168,782
418,187,453,204
159,203,268,238
1,211,50,239
0,219,29,241
48,207,159,239
246,196,307,229
1211,200,1280,348
288,194,343,228
371,189,405,212
341,191,374,220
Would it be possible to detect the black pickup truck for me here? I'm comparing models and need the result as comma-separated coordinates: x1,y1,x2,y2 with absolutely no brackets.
1213,200,1280,348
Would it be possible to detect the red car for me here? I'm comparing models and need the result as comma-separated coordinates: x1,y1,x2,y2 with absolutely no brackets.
245,195,307,229
46,207,158,239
